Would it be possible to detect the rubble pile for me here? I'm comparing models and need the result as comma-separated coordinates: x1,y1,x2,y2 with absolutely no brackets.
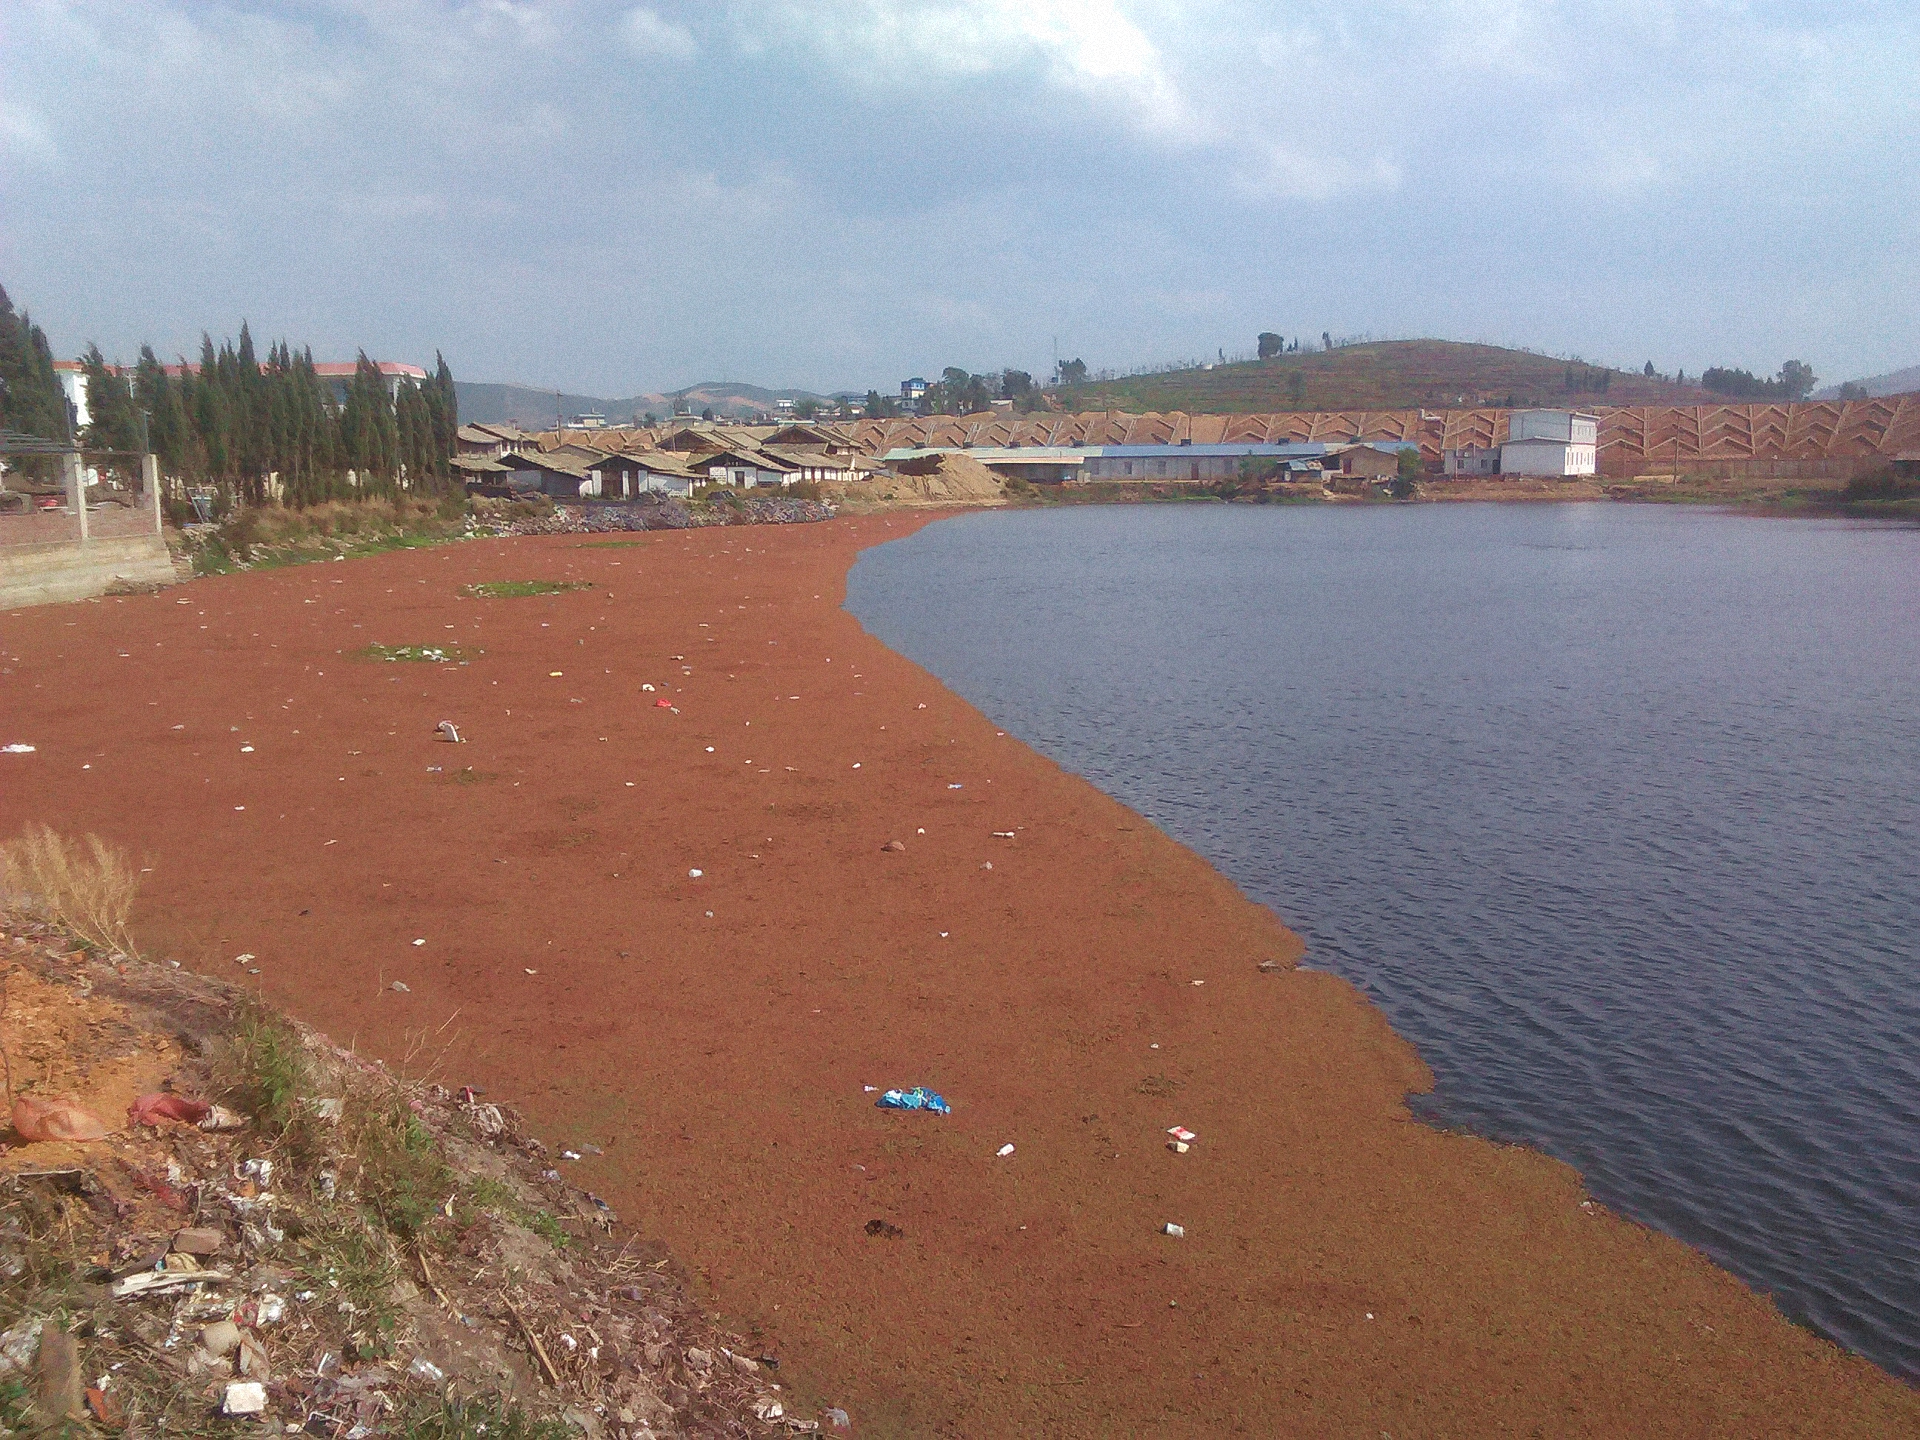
0,917,835,1437
476,498,834,538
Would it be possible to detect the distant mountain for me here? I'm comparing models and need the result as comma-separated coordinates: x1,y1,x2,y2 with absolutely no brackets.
1054,339,1713,414
1814,364,1920,400
455,379,841,427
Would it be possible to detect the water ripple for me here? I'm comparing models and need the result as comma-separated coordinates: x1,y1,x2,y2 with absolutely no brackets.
850,501,1920,1381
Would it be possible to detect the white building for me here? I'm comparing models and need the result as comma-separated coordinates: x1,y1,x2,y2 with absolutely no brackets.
1500,410,1599,476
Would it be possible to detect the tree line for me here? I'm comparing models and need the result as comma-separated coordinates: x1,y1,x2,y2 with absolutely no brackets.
0,282,457,506
1700,360,1816,402
864,366,1053,418
86,326,457,505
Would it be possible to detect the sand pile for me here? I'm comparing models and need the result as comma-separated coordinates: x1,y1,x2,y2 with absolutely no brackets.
865,451,1008,505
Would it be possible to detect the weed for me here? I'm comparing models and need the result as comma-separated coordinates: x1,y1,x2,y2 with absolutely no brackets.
394,1390,574,1440
525,1209,572,1251
353,643,479,664
460,580,592,598
465,1176,519,1213
211,1005,312,1135
347,1092,457,1243
0,824,142,956
305,1212,404,1352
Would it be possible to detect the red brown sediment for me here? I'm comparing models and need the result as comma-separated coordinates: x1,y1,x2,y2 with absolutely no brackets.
3,516,1914,1435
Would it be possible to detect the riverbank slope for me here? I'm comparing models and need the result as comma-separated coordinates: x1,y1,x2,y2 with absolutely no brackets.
2,515,1913,1434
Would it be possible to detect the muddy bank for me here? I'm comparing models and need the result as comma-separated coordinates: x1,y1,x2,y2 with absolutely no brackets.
2,516,1914,1435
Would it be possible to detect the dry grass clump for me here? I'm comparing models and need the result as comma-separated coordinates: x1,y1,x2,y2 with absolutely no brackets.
0,823,141,956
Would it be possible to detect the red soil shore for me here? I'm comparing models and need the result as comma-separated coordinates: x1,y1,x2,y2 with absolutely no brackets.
3,516,1914,1436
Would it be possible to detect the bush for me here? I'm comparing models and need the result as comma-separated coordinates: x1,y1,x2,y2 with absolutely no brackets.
1842,467,1913,502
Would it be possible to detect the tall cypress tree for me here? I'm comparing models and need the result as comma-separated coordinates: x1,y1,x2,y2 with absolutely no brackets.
340,352,399,495
431,352,458,478
79,344,143,462
0,283,67,440
135,346,191,479
194,334,231,489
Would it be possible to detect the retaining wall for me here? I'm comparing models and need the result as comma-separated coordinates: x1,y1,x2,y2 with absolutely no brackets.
0,536,178,609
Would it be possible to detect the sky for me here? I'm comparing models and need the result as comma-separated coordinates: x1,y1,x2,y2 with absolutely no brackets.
3,0,1917,397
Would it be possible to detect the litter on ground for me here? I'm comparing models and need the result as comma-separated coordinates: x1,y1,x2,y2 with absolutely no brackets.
876,1087,951,1115
1168,1126,1196,1142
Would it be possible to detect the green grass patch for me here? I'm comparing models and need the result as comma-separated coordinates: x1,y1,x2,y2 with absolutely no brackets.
395,1390,575,1440
463,1179,571,1251
349,1093,459,1243
305,1212,405,1354
459,580,593,598
525,1208,573,1250
212,1006,312,1134
354,643,479,663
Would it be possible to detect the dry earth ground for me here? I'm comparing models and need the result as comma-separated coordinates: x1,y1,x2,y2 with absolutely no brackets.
2,517,1915,1436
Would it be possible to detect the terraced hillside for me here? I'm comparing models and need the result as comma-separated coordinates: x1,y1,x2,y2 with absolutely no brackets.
1056,339,1711,413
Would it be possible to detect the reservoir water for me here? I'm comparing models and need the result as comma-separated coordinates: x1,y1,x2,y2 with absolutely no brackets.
847,501,1920,1380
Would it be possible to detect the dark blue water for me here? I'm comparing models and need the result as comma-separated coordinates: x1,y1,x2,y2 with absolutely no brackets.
846,502,1920,1380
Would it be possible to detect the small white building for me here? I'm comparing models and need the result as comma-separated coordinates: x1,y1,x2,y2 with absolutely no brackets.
1499,410,1598,476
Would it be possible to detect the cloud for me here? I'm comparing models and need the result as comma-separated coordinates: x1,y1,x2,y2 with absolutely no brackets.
623,6,697,60
750,0,1196,138
0,101,58,167
1,0,1916,388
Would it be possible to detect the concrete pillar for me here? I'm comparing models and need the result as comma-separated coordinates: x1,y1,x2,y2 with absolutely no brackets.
143,453,162,535
62,451,88,542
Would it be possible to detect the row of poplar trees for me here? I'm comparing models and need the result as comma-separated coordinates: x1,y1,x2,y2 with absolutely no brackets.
79,325,458,507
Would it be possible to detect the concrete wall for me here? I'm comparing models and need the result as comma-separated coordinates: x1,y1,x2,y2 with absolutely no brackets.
0,536,178,609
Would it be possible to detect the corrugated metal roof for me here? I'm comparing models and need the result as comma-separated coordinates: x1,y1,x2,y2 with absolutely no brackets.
880,443,1330,462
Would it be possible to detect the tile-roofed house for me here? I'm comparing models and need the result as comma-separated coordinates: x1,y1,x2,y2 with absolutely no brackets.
582,450,702,499
697,447,798,488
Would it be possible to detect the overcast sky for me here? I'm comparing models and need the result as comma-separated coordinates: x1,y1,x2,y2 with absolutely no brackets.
3,1,1916,396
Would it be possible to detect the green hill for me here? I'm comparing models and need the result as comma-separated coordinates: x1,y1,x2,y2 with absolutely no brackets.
1055,340,1709,413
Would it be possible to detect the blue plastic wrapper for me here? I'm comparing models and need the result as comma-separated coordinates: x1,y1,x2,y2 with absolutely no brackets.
875,1086,951,1115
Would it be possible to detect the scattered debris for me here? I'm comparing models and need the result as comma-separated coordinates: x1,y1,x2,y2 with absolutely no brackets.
1258,958,1286,973
996,1143,1016,1158
11,1094,109,1141
222,1380,267,1415
1162,1223,1186,1239
1168,1126,1196,1143
435,720,463,743
864,1219,903,1240
881,839,906,853
389,980,411,993
0,907,803,1437
875,1087,951,1115
128,1091,211,1127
